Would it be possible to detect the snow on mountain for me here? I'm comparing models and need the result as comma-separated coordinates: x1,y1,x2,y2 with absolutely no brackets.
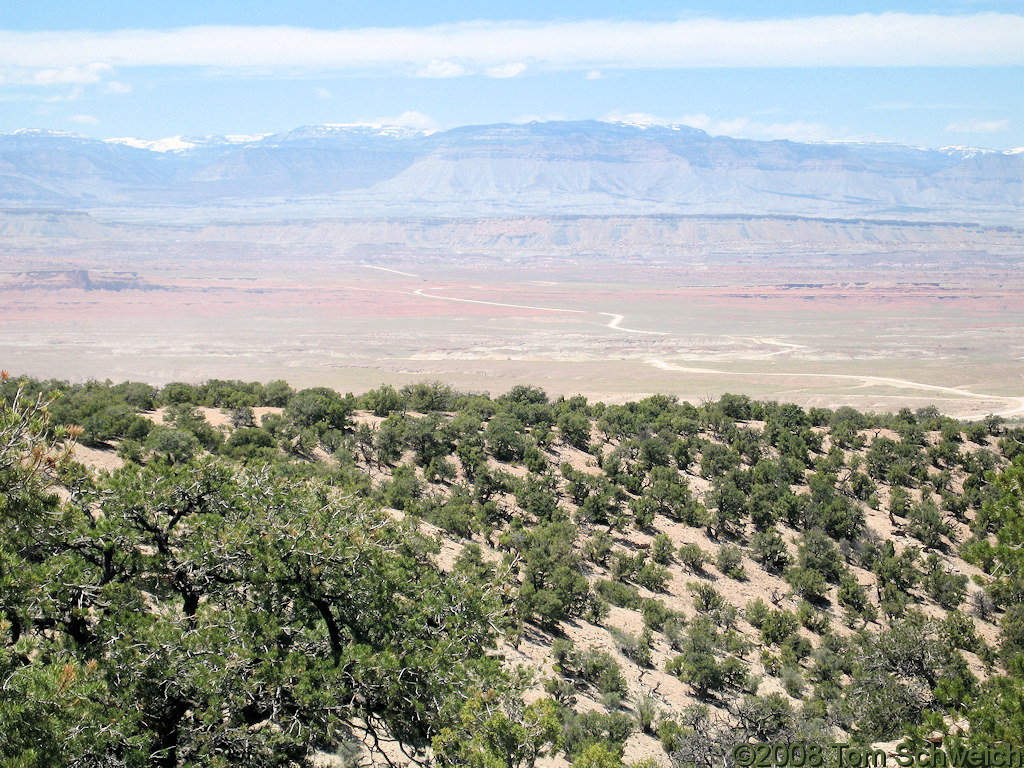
939,146,1000,160
1,121,1021,224
10,128,81,138
105,136,199,153
104,134,271,153
271,124,436,143
224,134,272,144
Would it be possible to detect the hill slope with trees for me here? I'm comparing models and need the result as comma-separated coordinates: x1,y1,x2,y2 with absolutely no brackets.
2,373,1024,767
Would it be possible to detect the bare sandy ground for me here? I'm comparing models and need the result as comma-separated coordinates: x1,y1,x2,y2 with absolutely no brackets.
3,244,1022,419
63,405,1008,767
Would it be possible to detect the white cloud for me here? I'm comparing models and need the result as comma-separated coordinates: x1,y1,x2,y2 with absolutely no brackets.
376,111,437,129
31,62,112,86
945,117,1011,133
586,70,604,80
713,118,835,143
43,85,84,102
414,59,468,78
0,61,112,87
69,114,99,125
604,110,839,142
0,14,1021,77
512,112,568,124
604,111,666,126
868,101,969,111
315,87,331,99
485,62,527,78
0,61,117,96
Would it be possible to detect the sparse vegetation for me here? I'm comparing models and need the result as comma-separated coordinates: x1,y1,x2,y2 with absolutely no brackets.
3,373,1022,766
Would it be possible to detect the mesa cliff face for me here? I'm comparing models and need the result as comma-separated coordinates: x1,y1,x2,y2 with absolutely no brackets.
4,209,1022,257
2,122,1022,225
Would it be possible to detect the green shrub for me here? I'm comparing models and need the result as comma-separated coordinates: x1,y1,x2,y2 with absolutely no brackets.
608,625,653,669
641,598,676,633
689,582,726,613
782,666,805,698
576,647,629,696
611,550,644,582
636,562,671,592
635,694,658,735
797,600,829,633
584,531,614,565
595,579,642,610
716,544,746,580
786,566,829,603
650,533,674,564
752,528,791,572
561,710,633,761
746,598,771,629
906,499,953,550
661,618,685,651
922,553,968,609
761,609,799,646
144,425,201,463
678,543,708,573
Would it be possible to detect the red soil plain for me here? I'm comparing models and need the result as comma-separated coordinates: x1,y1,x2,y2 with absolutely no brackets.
2,236,1023,419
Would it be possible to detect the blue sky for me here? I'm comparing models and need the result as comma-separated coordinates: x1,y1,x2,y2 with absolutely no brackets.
2,1,1022,149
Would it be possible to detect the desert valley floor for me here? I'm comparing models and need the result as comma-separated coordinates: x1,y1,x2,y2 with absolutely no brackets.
3,222,1023,419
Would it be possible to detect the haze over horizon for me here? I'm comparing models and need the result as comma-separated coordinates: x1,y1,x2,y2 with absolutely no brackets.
2,0,1023,150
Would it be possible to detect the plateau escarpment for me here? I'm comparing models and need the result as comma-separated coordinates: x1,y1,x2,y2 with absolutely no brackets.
1,120,1022,418
1,121,1022,224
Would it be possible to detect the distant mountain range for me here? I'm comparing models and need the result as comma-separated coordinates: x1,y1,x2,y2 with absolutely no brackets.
2,121,1023,224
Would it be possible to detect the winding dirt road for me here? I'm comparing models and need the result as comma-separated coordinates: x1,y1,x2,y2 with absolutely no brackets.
378,269,1024,419
599,312,667,335
411,287,587,314
649,359,1024,419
